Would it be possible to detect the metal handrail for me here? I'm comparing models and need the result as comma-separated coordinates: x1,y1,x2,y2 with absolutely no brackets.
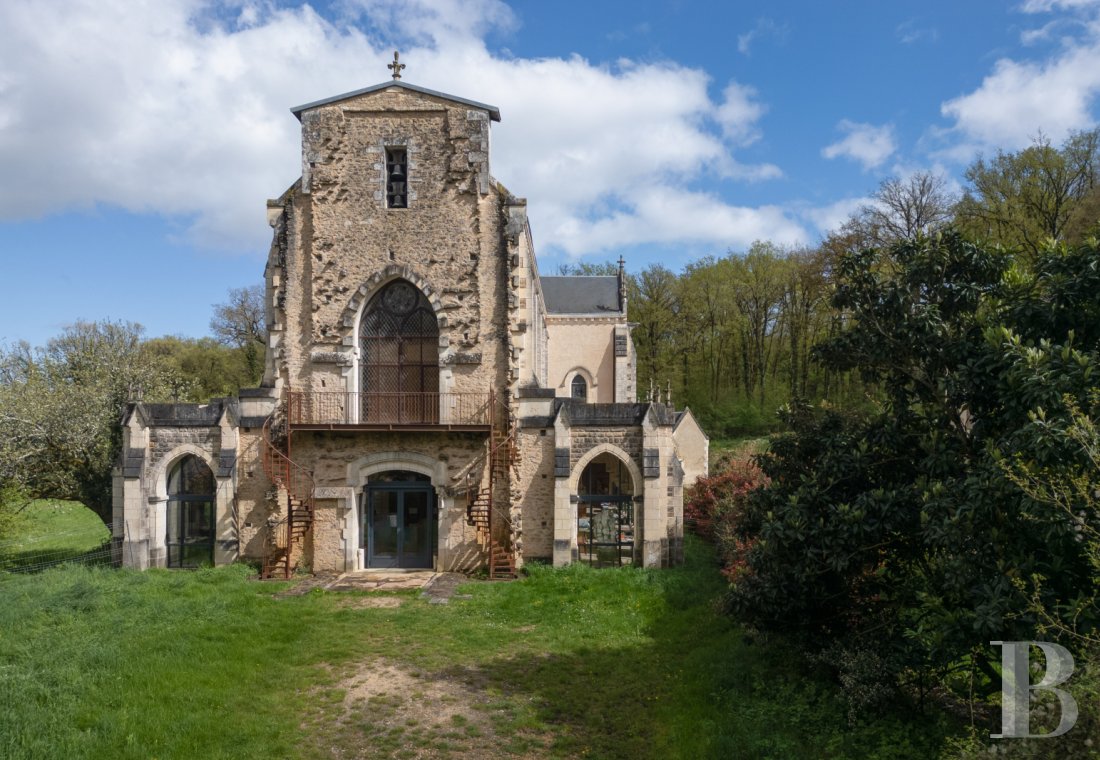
260,414,315,579
286,390,493,427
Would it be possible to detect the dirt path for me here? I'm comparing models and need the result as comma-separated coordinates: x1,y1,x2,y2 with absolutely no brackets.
318,660,546,759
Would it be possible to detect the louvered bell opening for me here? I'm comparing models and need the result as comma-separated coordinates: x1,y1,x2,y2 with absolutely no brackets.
385,147,408,208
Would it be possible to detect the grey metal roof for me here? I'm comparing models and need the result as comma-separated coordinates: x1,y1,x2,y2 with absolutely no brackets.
540,276,621,315
291,81,501,122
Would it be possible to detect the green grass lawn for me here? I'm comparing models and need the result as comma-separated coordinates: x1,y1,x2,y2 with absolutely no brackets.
0,532,959,759
0,500,111,572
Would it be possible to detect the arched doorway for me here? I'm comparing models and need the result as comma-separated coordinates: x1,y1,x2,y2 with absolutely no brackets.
361,471,435,568
360,279,440,423
166,455,215,568
577,453,636,567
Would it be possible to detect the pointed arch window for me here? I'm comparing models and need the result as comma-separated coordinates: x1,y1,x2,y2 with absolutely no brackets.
360,279,439,422
571,374,588,401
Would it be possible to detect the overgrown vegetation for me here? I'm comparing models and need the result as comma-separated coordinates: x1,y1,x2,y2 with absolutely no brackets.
0,535,957,759
683,233,1100,751
0,287,263,520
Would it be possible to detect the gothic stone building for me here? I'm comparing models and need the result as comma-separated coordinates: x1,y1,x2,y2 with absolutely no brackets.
112,76,708,577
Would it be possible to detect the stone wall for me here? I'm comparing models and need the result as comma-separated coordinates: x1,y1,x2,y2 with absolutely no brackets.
309,499,344,572
147,427,222,469
568,428,644,475
287,430,491,572
270,88,511,403
512,428,556,563
235,426,273,561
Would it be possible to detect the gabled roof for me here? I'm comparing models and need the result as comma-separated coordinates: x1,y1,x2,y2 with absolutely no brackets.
291,81,501,122
541,276,621,315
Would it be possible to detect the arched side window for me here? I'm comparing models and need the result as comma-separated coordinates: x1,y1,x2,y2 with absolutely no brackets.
360,280,439,423
571,374,588,401
166,455,215,568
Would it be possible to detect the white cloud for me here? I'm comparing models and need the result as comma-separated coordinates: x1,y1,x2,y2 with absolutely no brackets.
550,187,807,255
801,197,869,237
0,0,798,257
896,19,939,45
940,39,1100,148
736,18,786,56
714,82,767,145
821,120,897,169
1021,0,1100,13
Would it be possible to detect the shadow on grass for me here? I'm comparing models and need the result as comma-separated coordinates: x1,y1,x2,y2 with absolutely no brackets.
0,540,115,574
429,542,959,760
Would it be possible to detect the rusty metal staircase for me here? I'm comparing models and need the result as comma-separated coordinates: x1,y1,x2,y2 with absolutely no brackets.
466,395,518,579
260,412,315,579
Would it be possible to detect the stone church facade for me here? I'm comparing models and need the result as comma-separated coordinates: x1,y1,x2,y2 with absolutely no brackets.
112,74,708,577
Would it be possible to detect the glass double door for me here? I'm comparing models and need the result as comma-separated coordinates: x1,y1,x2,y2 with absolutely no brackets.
577,496,635,568
364,485,434,568
166,498,214,568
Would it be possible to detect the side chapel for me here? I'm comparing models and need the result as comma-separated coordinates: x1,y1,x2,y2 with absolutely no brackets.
112,61,709,578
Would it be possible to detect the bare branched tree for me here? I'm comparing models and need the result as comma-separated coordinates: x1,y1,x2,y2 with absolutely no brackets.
842,171,956,249
210,285,266,382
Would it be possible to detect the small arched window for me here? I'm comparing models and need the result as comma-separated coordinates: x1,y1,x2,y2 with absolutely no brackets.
166,455,215,568
571,374,588,401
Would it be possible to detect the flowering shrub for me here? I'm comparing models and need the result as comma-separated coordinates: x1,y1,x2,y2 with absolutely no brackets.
684,457,767,577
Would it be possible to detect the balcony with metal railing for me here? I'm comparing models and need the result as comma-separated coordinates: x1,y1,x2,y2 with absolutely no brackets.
286,390,495,431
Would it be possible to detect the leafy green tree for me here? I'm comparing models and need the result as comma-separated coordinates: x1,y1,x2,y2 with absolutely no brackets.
554,261,620,276
680,256,737,404
730,242,788,407
0,321,184,521
778,248,830,399
629,263,682,398
143,336,256,401
956,129,1100,257
729,232,1100,707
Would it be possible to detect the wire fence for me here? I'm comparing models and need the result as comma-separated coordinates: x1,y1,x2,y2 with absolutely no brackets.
0,520,120,575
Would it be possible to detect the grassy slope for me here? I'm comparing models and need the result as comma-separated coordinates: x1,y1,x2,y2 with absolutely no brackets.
709,436,769,470
0,500,111,571
0,538,957,760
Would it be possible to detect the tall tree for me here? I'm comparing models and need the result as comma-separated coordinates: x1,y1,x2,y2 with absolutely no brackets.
839,171,956,250
729,243,787,407
0,321,184,520
629,264,682,398
681,257,737,404
210,285,266,383
956,129,1100,257
779,248,830,399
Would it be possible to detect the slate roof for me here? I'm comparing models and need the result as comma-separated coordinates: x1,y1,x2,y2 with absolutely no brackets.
141,401,229,427
540,276,621,315
559,401,678,427
291,81,501,121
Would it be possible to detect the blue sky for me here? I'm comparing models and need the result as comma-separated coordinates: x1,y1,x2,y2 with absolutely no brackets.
2,0,1100,346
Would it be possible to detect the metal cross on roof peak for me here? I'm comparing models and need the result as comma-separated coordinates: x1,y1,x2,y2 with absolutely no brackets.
388,51,406,80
